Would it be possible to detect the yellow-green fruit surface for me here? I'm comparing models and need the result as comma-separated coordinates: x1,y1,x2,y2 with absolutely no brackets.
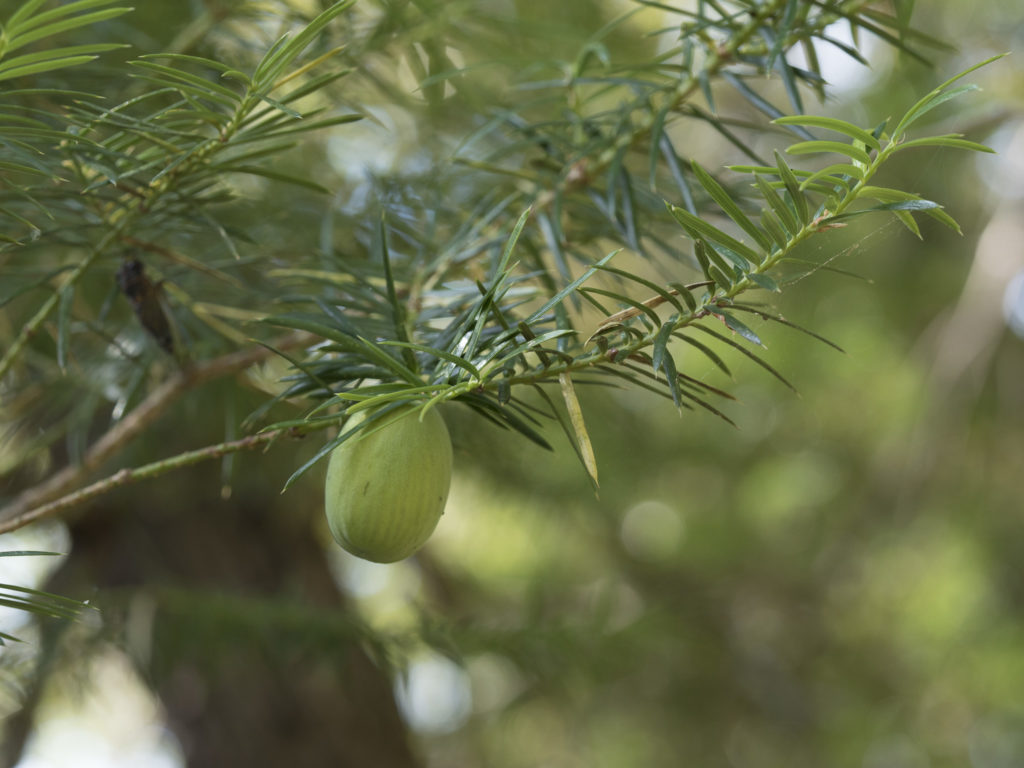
324,406,452,563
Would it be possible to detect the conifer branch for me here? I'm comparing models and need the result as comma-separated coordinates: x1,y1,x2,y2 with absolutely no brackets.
0,1,1000,531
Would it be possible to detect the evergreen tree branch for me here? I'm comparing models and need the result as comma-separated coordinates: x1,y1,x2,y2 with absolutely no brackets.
0,4,1001,530
537,0,794,205
261,57,1000,484
0,0,357,380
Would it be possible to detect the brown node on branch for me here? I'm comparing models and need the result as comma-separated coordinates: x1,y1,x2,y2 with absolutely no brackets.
116,256,175,354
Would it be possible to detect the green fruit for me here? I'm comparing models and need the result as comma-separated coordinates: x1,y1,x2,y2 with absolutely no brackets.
324,405,452,563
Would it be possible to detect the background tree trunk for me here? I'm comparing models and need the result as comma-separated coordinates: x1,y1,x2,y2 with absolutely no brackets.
2,467,420,768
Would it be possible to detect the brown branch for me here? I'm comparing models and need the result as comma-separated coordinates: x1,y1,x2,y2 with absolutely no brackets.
586,280,715,340
0,332,313,531
0,431,288,535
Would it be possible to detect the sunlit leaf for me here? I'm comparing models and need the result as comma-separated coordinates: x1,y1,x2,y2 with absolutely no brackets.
773,115,881,149
559,373,599,489
785,140,872,165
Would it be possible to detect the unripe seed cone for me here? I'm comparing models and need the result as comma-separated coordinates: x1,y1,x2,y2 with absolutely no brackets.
324,406,452,563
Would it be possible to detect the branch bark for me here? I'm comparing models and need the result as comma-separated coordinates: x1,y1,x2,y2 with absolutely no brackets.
0,332,313,533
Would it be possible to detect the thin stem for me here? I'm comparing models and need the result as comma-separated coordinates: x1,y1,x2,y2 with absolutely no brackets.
0,431,282,535
507,154,889,388
0,332,313,532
